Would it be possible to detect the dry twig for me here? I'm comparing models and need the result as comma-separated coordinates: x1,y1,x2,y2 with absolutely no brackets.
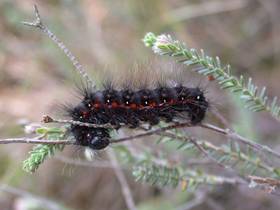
22,5,95,89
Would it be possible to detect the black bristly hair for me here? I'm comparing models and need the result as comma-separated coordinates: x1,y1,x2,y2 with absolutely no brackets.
66,81,209,150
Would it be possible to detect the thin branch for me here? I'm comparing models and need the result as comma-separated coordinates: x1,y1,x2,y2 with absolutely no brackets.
0,138,74,145
200,123,280,160
162,131,226,169
210,108,232,129
108,149,137,210
1,120,280,161
200,140,275,173
22,5,95,89
0,122,191,145
160,131,280,180
111,121,191,143
113,121,280,161
56,154,137,209
42,115,115,129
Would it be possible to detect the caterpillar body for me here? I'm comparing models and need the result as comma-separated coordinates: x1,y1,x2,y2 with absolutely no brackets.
67,84,208,150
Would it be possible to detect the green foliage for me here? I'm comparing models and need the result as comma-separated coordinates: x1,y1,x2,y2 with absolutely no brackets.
133,163,180,188
23,127,66,173
133,161,240,190
23,144,64,173
161,132,280,178
143,32,280,121
116,145,238,190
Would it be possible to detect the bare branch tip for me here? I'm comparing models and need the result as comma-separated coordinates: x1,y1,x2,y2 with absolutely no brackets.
33,4,41,20
42,115,53,123
22,4,43,28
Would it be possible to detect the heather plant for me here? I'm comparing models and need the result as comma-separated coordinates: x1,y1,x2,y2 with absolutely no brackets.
1,6,280,205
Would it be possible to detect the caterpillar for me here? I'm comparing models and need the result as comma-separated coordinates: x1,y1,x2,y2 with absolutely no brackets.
24,6,209,151
66,83,208,150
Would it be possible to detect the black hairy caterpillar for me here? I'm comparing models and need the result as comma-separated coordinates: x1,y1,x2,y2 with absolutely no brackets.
67,83,208,150
24,6,209,151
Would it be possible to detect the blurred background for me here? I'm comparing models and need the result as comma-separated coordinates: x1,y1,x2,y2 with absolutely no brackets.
1,0,280,209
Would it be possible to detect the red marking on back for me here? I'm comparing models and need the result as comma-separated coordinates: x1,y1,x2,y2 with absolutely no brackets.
207,75,215,81
130,103,137,109
111,101,119,108
93,103,101,108
149,102,157,107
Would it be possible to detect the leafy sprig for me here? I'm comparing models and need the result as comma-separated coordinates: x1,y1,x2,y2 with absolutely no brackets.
115,145,242,190
143,32,280,121
133,163,180,188
133,163,240,190
181,138,280,177
23,127,66,173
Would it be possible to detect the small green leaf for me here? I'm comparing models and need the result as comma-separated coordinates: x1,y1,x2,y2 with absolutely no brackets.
273,168,280,177
35,127,48,134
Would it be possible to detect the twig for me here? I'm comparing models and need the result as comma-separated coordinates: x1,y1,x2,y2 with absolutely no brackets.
200,123,280,160
210,108,232,129
56,154,137,209
0,122,191,145
160,131,279,182
162,131,227,169
0,138,74,145
248,175,280,196
42,115,115,129
113,122,280,161
111,122,191,143
22,5,95,89
199,140,275,173
1,120,280,162
107,149,137,210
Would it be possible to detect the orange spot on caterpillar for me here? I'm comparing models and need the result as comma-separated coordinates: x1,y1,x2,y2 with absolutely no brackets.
207,75,215,81
130,103,137,109
93,103,101,108
149,102,157,107
111,101,119,108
